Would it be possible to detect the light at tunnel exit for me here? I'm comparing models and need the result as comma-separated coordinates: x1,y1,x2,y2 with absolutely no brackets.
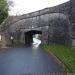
33,34,41,45
32,38,41,48
33,38,41,45
32,34,41,48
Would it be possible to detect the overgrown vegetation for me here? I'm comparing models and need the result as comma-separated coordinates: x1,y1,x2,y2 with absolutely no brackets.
0,0,8,24
41,44,75,72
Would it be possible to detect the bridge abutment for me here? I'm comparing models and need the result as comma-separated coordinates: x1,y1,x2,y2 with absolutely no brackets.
20,31,25,44
0,33,6,48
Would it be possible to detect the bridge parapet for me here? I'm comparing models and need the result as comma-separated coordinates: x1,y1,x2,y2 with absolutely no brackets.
0,1,70,32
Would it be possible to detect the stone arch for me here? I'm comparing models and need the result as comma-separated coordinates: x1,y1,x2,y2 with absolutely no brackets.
1,13,71,47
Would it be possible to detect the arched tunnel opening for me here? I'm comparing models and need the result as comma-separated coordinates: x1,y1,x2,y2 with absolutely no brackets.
25,30,42,46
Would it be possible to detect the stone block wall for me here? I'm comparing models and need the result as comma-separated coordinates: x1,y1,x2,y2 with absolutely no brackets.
0,0,73,46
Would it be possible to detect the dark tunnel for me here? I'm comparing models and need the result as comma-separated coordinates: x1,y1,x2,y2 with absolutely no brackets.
25,30,42,45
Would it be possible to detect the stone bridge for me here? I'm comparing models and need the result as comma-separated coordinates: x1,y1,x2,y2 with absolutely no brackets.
0,0,73,47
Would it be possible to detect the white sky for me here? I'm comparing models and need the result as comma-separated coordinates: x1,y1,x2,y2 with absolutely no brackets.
8,0,69,16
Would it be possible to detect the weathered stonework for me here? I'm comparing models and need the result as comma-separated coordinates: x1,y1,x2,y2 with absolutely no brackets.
0,0,74,47
70,0,75,17
0,33,6,48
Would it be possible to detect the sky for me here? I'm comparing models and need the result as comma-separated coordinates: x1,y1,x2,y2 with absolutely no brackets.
8,0,69,16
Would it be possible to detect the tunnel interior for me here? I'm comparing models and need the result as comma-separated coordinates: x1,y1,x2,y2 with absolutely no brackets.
25,30,42,45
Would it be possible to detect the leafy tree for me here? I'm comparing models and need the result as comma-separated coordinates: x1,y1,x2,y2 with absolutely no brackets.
0,0,8,24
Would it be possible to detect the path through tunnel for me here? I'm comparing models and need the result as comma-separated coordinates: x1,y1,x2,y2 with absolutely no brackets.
25,30,42,46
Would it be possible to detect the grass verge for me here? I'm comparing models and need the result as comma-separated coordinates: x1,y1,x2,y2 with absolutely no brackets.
41,44,75,72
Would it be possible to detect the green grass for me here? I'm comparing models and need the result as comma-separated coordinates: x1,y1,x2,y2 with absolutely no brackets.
41,44,75,72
